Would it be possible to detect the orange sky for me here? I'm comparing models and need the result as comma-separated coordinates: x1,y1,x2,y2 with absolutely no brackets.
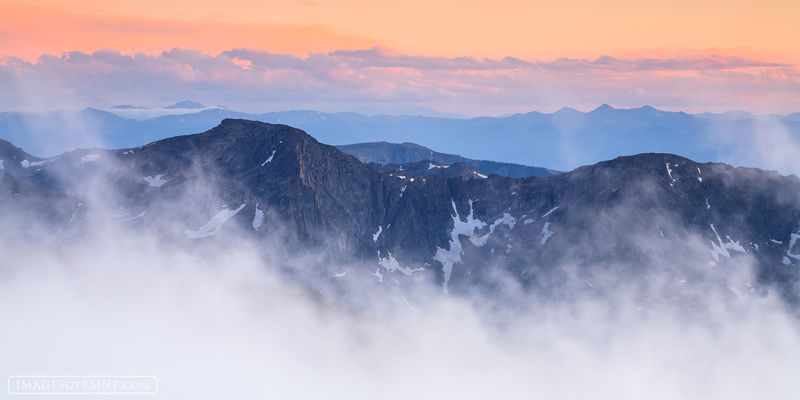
1,0,798,63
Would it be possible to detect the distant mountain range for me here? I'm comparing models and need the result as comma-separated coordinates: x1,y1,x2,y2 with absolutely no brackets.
336,142,559,177
2,104,799,173
164,100,206,109
2,119,799,305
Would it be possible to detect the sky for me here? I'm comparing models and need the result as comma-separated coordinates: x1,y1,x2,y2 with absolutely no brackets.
1,0,799,115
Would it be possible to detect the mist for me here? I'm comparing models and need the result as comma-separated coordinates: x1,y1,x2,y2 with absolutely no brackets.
2,204,800,399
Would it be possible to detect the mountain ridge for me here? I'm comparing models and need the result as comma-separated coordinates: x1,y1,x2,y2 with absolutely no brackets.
3,105,800,174
336,141,559,177
2,119,799,304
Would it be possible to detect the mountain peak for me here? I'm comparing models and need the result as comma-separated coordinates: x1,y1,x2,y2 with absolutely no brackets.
554,106,580,115
165,100,205,109
723,110,755,119
204,119,314,146
592,104,615,113
217,118,301,130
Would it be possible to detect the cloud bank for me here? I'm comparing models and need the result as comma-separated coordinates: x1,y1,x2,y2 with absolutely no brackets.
2,47,798,115
2,213,800,399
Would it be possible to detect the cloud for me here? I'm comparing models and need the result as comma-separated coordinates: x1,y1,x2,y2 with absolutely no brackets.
0,4,378,61
1,158,800,399
1,47,799,115
537,54,791,72
5,230,798,399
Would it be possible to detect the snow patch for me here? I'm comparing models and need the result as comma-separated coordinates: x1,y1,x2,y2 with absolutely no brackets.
705,197,711,210
543,206,559,217
771,239,783,244
143,174,171,187
378,253,423,276
491,212,517,231
524,218,535,225
540,222,554,244
709,224,747,262
115,211,145,223
260,150,277,166
665,163,677,186
20,159,46,168
252,205,264,230
371,268,384,282
788,232,800,261
331,271,347,278
428,163,449,169
0,159,4,170
434,200,513,290
373,226,383,242
67,203,83,225
474,172,488,179
185,204,246,239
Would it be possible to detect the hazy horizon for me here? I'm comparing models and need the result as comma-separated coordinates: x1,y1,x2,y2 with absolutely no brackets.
5,101,800,119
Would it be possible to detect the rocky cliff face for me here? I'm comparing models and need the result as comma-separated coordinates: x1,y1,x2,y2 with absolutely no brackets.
2,119,799,304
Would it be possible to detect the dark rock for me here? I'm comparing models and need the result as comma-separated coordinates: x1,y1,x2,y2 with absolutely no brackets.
3,119,800,306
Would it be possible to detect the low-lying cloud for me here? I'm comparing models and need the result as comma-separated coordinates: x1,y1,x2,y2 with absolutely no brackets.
1,219,799,399
2,47,798,115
